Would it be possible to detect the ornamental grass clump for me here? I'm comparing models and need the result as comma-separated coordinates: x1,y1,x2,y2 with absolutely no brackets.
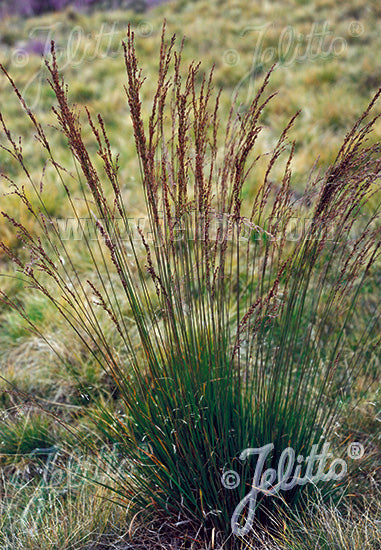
0,25,380,545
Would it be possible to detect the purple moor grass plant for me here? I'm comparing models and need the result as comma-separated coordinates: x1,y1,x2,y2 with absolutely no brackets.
0,24,380,546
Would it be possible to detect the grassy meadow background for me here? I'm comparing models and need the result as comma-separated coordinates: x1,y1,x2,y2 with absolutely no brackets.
0,0,380,548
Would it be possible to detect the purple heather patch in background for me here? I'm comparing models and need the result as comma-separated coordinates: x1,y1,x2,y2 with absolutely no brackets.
0,0,168,18
19,38,48,55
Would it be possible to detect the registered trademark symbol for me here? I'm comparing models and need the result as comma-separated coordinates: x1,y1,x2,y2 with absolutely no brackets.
349,21,364,37
347,442,365,460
